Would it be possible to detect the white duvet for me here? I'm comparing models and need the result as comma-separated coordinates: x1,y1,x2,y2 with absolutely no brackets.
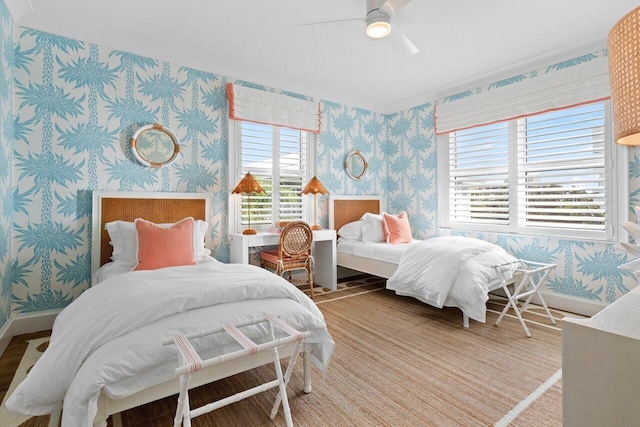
5,259,334,427
387,236,517,323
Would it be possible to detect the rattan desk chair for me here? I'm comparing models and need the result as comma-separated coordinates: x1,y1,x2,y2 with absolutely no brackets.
260,221,314,298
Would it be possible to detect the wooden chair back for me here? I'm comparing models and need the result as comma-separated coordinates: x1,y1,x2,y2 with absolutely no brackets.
279,221,313,260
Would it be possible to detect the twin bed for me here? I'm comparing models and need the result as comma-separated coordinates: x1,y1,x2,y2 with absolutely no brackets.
329,195,520,327
6,191,334,427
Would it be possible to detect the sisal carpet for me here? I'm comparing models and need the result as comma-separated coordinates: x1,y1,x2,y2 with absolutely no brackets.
1,274,566,426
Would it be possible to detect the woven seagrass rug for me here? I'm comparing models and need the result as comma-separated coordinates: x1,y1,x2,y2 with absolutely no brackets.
1,274,568,426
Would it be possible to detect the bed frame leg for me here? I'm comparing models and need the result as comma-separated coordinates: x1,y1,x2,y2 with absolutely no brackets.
303,344,312,393
92,399,109,427
48,407,61,427
463,314,470,328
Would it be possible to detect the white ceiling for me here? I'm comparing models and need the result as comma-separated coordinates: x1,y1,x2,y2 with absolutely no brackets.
5,0,639,113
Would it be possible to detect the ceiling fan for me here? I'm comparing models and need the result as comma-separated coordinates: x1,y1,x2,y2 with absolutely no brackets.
294,0,419,56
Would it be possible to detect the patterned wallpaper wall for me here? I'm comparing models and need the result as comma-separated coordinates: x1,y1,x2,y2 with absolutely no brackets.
11,28,232,315
2,23,638,327
0,1,14,330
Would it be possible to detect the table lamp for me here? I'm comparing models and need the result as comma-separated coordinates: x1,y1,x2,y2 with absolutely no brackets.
232,172,265,235
302,176,329,230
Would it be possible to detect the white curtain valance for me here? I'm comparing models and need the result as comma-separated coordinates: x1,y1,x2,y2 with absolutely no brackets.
227,83,321,133
435,55,610,135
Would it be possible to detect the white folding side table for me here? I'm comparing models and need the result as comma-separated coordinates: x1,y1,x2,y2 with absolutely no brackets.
494,260,557,337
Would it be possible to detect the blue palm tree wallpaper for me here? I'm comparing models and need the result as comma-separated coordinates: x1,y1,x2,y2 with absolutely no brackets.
0,10,638,331
0,0,14,328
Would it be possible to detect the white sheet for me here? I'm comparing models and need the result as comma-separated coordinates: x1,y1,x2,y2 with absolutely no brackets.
6,260,334,427
387,236,517,323
94,256,218,283
337,239,421,264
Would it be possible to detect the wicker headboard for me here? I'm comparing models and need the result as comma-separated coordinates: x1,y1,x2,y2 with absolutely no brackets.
91,191,210,275
329,195,382,232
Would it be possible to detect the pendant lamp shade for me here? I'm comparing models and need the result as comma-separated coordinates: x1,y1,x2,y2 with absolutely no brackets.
609,5,640,145
302,176,329,230
232,172,265,235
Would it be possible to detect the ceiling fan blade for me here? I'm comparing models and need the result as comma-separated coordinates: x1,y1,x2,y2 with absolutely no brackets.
381,0,413,16
293,18,364,31
388,23,419,56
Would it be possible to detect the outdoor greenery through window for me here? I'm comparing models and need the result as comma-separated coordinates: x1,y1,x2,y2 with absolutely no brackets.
234,121,310,228
441,100,614,240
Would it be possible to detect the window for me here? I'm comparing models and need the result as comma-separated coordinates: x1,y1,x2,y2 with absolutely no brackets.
439,100,626,240
229,120,314,232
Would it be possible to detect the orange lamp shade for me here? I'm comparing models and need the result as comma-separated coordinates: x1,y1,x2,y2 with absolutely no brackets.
302,176,329,230
231,172,265,235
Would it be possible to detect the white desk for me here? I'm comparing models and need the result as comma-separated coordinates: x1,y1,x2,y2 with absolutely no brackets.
229,229,337,291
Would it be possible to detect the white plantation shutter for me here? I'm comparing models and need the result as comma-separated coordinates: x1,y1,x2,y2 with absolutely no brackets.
449,122,510,226
517,102,608,234
278,128,307,220
441,100,614,240
237,121,309,227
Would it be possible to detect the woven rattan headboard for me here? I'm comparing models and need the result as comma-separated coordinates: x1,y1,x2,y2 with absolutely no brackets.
91,191,210,275
329,195,381,233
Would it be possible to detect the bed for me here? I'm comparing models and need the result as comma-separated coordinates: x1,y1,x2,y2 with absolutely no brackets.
329,195,519,328
5,191,334,427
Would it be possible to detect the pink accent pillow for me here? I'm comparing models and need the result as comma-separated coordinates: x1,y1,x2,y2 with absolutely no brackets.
133,217,196,271
382,212,413,244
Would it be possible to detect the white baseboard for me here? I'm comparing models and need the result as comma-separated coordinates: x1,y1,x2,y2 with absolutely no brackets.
535,291,606,317
0,310,61,356
490,288,606,317
0,318,15,357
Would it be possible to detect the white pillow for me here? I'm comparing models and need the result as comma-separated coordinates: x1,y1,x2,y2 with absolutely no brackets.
105,218,209,267
337,220,364,241
361,213,385,243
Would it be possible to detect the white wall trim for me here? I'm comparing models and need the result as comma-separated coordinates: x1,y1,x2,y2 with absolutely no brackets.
492,287,606,317
537,291,607,317
0,310,61,357
0,317,15,357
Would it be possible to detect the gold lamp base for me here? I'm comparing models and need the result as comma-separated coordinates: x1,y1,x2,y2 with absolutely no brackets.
243,228,257,235
311,225,321,230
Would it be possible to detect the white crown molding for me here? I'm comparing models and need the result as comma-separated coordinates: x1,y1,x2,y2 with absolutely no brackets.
386,36,609,114
14,9,389,113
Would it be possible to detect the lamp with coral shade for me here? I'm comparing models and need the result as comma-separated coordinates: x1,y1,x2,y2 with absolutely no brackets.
609,5,640,145
231,172,265,235
302,176,329,230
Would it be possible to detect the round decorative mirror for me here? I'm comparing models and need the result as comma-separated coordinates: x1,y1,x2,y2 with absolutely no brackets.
130,124,180,168
345,150,368,180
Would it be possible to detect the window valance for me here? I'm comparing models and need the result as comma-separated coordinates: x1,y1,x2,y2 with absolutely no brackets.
227,83,321,133
435,55,610,135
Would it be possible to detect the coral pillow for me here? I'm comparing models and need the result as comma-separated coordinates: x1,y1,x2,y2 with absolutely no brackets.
382,212,413,244
133,217,196,271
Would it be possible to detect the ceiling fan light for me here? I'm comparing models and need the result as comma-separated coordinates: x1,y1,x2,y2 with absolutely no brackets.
366,13,391,39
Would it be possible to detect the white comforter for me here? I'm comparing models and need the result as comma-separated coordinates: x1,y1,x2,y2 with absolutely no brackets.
5,259,334,427
387,236,517,323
